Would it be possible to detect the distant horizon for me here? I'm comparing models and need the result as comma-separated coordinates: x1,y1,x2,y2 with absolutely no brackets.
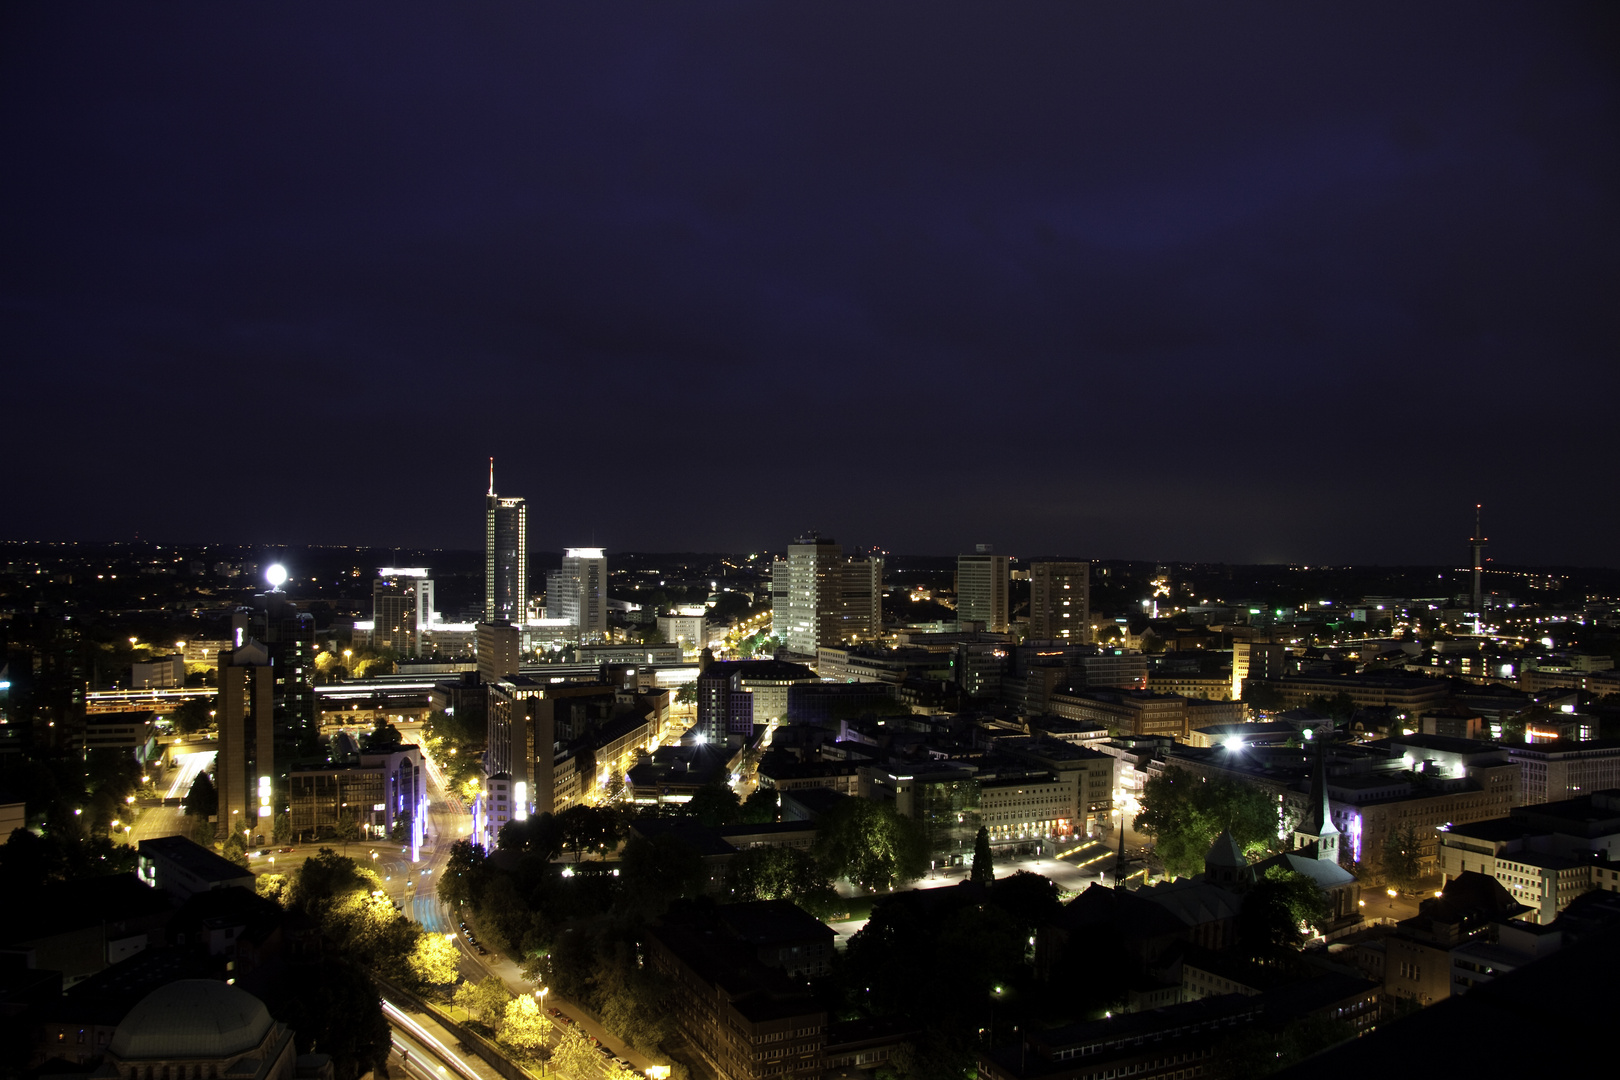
2,535,1615,575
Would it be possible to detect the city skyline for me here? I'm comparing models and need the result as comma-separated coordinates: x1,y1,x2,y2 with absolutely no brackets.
2,5,1616,565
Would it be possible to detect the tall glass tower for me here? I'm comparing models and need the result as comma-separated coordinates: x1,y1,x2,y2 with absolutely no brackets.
484,458,527,624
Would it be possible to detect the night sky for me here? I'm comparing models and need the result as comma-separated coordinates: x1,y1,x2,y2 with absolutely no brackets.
3,4,1616,565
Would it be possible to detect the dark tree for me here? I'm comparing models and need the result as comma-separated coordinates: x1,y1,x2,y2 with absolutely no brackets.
170,696,216,735
971,827,994,885
988,870,1062,936
359,718,402,753
183,769,218,817
1382,823,1424,893
621,833,707,916
437,838,490,908
739,785,778,825
689,777,741,827
270,957,390,1080
1240,681,1286,713
1237,867,1329,955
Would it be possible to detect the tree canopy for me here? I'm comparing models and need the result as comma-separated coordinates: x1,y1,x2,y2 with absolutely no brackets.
1382,822,1424,892
689,777,742,827
1135,766,1279,880
1237,867,1330,955
813,796,928,892
724,845,839,917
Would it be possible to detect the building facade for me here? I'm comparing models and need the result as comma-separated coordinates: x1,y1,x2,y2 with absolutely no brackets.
957,553,1010,632
216,641,274,842
778,536,883,657
371,568,432,658
1029,561,1091,643
546,548,608,642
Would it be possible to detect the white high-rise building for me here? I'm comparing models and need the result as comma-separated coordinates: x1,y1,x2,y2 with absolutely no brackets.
546,548,608,642
373,568,434,658
957,551,1010,632
777,535,882,656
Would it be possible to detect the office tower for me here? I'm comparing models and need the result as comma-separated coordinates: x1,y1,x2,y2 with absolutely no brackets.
782,535,842,656
484,677,554,828
546,548,608,642
476,621,522,684
372,568,432,658
779,535,882,656
1030,561,1091,642
1232,641,1289,700
956,551,1010,632
484,459,528,624
770,557,791,622
837,553,884,640
233,587,318,766
216,641,274,841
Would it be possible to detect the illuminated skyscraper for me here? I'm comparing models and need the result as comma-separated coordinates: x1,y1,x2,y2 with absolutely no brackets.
778,535,882,656
373,568,433,658
957,550,1009,633
484,458,528,624
546,548,608,642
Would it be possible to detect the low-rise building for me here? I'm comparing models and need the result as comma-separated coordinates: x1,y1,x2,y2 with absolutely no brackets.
647,901,833,1080
137,837,256,901
131,655,185,690
287,745,425,846
1047,689,1189,740
1509,739,1620,804
1438,789,1620,924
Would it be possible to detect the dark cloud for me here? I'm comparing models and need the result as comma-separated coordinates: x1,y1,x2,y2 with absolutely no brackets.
2,2,1615,563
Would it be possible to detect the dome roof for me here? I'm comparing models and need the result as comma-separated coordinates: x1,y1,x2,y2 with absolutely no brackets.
110,980,275,1060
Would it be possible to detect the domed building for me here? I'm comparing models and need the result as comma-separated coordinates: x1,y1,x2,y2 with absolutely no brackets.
91,979,297,1080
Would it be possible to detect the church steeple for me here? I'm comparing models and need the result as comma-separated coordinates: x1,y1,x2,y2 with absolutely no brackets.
1293,721,1340,864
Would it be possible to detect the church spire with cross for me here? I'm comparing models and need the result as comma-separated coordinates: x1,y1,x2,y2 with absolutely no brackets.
1293,720,1340,864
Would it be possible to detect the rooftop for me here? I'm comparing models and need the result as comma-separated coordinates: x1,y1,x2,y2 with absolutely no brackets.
138,835,256,885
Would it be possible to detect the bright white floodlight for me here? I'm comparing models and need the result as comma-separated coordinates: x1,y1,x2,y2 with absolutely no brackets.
265,564,289,589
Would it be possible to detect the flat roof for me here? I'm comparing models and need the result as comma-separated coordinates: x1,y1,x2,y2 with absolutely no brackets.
137,835,255,884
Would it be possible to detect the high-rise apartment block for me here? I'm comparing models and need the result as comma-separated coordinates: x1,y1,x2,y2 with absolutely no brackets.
956,551,1010,632
776,535,883,656
1030,561,1091,643
484,459,527,625
546,548,608,642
